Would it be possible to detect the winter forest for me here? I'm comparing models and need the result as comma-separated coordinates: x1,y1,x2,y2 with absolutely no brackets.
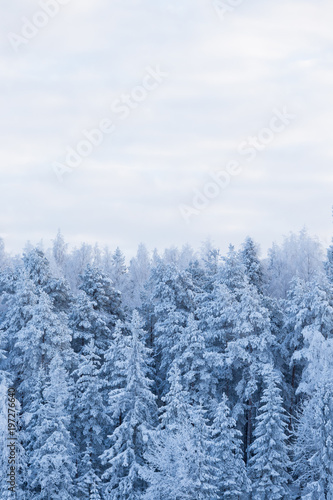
0,229,333,499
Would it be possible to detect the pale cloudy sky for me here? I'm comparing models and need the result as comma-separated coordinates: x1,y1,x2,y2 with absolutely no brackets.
1,0,332,257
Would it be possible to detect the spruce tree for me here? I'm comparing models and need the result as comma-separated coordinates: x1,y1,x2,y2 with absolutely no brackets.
79,265,123,354
240,236,263,293
225,281,274,462
0,344,12,499
212,394,250,498
172,313,213,409
250,366,290,499
72,339,109,497
145,362,218,499
101,311,157,499
28,354,77,499
325,240,333,283
294,382,333,498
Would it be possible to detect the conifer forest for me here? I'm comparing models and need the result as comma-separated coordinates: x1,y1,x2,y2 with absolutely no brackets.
1,229,333,499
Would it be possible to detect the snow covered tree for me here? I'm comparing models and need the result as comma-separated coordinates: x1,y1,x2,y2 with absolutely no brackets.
240,236,263,293
16,291,73,390
145,421,219,500
23,248,50,289
159,361,186,428
52,230,68,271
101,311,157,499
283,278,333,429
22,247,72,313
293,325,333,497
200,239,220,287
93,243,103,269
225,282,274,462
1,272,38,384
128,244,151,309
80,265,122,321
212,394,250,499
72,339,109,497
220,244,248,294
249,366,290,499
196,280,237,402
65,243,93,292
171,314,214,409
325,239,333,284
178,244,196,270
293,325,333,398
109,247,127,291
28,354,77,499
0,341,12,499
143,426,196,500
294,382,333,498
78,265,123,355
144,361,219,499
142,261,197,399
70,289,111,360
0,231,331,499
7,290,75,497
265,229,324,299
79,448,103,500
0,238,10,271
177,405,218,500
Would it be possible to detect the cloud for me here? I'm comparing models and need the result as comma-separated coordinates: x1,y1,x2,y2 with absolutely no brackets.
1,0,332,256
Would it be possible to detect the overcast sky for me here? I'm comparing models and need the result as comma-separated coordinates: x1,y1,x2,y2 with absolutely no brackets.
1,0,332,257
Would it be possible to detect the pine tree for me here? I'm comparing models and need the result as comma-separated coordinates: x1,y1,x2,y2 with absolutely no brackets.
249,366,290,499
0,274,36,499
93,243,103,269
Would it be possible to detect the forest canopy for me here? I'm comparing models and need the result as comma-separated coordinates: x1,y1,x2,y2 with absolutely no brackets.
0,228,332,499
